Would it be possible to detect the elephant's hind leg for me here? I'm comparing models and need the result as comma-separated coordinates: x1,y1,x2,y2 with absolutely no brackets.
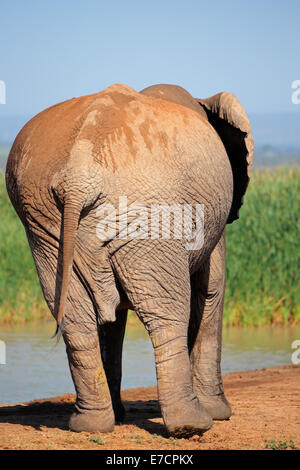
99,309,128,422
64,322,115,433
189,230,232,420
112,241,213,436
27,229,115,433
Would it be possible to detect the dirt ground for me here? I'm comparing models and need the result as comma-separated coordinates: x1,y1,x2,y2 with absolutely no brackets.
0,364,299,450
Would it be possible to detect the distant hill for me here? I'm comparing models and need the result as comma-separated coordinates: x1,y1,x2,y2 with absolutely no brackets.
254,145,300,167
250,112,300,148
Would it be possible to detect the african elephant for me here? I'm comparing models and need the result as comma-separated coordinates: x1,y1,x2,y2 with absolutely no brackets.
5,83,253,436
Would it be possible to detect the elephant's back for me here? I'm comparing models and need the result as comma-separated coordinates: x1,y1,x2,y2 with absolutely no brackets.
6,83,232,222
6,82,222,178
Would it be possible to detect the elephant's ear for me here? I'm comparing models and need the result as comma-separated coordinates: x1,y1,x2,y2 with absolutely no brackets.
197,92,254,223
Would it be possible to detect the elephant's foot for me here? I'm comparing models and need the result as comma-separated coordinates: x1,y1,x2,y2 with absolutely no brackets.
196,394,232,420
69,407,115,433
163,397,213,437
112,399,126,423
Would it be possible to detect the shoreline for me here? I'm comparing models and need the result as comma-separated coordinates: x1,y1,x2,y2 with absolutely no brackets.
0,364,299,450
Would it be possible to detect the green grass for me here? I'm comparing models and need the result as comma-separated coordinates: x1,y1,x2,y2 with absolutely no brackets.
0,166,299,325
0,172,48,323
224,166,300,326
264,439,296,450
89,435,104,445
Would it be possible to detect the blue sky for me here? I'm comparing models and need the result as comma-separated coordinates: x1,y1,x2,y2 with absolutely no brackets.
0,0,299,117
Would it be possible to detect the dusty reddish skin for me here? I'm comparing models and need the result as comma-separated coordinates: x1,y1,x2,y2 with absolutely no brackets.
5,83,254,436
0,365,298,450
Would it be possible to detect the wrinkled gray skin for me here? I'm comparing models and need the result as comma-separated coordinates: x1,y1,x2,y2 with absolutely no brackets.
6,83,253,436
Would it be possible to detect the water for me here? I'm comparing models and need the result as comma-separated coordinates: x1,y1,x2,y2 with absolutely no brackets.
0,321,299,405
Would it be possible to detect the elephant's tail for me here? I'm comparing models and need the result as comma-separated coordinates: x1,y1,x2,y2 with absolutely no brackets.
54,196,82,336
